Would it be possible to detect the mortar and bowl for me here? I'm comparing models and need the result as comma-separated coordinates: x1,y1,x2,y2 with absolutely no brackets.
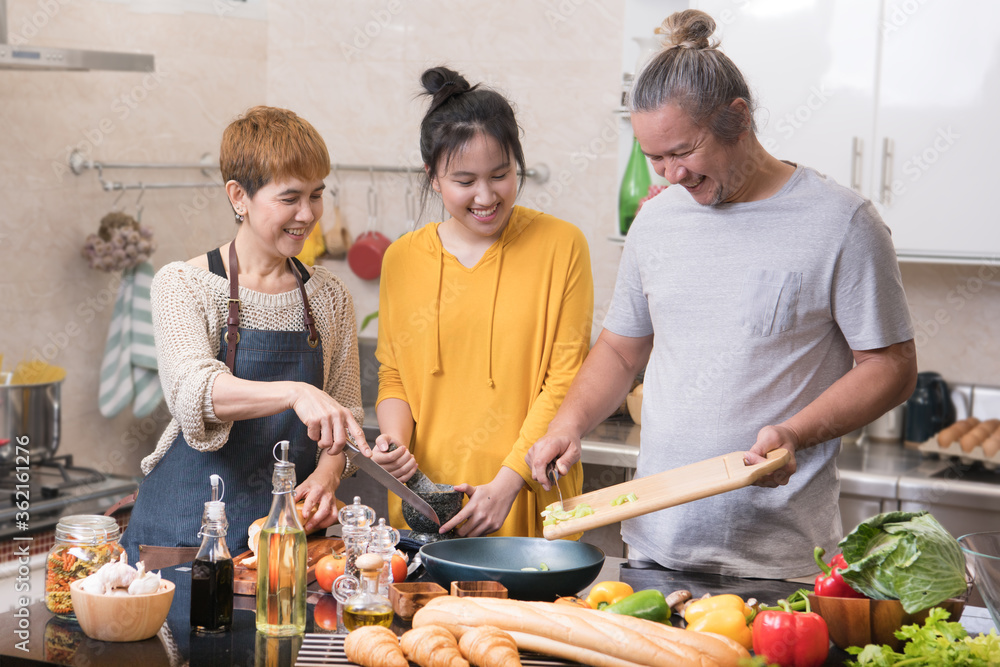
402,482,464,544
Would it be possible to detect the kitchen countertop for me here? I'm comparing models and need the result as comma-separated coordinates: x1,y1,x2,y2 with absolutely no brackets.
0,556,993,667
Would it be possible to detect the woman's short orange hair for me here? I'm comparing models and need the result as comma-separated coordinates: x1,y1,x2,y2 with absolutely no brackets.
220,106,330,198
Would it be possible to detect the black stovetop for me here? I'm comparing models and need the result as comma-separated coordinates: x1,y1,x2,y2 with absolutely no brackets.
0,455,138,538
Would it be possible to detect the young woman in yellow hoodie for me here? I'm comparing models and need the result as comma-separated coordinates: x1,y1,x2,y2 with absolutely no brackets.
372,67,594,538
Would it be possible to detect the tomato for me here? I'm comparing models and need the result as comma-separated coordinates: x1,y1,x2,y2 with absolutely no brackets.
313,594,339,631
391,551,408,584
315,553,347,592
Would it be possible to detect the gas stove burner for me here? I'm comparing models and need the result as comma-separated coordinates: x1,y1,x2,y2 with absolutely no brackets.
0,454,106,505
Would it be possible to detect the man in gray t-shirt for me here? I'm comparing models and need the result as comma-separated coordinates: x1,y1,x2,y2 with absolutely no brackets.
526,9,916,578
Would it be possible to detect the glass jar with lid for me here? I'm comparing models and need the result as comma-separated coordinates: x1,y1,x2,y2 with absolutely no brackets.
45,515,124,617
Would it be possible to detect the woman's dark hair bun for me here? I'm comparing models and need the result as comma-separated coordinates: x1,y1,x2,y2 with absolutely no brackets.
421,66,476,114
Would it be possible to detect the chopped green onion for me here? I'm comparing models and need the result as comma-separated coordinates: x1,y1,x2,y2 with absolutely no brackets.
611,492,638,506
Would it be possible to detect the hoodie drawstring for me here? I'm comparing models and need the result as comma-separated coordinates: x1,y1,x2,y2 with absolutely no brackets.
430,242,444,376
485,237,504,388
430,213,512,387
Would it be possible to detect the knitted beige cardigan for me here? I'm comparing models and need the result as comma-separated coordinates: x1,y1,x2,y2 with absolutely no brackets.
142,261,363,475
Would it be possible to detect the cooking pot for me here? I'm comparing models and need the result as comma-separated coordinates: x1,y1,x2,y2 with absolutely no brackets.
347,182,391,281
347,230,391,280
0,379,62,464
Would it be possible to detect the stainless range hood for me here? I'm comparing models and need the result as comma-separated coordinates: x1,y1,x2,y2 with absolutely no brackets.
0,0,153,72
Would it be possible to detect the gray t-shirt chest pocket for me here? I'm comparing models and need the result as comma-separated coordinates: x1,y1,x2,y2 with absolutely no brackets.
739,268,802,337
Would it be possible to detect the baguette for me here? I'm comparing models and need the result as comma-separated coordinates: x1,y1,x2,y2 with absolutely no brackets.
507,631,648,667
413,595,738,667
503,598,747,667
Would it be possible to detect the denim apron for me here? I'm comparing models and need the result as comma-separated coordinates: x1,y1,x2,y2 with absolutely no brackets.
121,251,322,563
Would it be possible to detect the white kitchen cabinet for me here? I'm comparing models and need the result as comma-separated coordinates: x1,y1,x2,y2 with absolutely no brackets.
873,0,1000,260
693,0,880,194
691,0,1000,263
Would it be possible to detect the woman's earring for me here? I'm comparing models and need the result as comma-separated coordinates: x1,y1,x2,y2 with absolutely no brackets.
235,208,245,223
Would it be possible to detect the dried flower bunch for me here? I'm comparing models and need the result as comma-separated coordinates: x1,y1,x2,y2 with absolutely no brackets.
81,211,157,271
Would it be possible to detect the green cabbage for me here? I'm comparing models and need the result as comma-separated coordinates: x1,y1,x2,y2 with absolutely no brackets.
838,511,968,613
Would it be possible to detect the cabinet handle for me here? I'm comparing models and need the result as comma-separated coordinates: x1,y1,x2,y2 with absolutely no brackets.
850,136,863,193
880,137,895,206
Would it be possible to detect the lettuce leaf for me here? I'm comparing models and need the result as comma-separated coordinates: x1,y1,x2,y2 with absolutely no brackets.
838,511,967,613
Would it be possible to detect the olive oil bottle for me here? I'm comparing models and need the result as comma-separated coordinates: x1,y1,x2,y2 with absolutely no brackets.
256,441,307,636
342,552,394,631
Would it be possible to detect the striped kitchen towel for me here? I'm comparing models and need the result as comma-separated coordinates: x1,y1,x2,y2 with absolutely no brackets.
99,261,163,418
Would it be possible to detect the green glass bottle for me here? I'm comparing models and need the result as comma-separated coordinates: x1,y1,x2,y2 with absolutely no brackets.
619,136,652,235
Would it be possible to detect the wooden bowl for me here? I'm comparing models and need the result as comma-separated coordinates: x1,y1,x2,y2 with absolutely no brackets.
389,582,447,621
808,594,967,651
69,579,175,642
450,580,509,598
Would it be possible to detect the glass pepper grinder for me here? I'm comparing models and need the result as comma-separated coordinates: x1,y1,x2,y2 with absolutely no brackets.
332,496,375,603
341,553,394,632
191,474,234,633
367,518,401,596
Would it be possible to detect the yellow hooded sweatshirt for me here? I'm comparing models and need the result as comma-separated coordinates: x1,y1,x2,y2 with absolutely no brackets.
376,206,594,537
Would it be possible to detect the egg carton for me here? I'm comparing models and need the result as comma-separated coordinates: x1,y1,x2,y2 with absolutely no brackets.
917,436,1000,471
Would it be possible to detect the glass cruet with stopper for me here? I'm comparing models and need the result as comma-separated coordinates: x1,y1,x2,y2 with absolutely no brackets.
332,496,375,603
255,440,307,636
342,552,394,631
367,518,401,596
191,474,234,633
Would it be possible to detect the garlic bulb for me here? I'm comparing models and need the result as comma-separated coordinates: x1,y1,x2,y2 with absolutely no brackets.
99,552,138,592
81,552,138,595
128,564,162,595
79,572,107,595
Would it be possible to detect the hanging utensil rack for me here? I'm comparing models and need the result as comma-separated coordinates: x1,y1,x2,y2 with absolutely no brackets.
68,149,550,191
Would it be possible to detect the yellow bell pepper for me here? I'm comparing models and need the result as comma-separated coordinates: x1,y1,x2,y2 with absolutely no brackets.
683,594,753,625
683,594,754,651
686,607,753,650
585,581,634,609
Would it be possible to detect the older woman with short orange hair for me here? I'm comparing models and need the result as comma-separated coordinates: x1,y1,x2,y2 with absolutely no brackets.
121,107,368,563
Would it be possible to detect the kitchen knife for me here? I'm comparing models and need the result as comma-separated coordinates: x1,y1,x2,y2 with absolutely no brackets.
546,462,564,507
344,436,441,526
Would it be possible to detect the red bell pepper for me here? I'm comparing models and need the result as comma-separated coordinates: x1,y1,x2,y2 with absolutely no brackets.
752,595,829,667
813,546,865,598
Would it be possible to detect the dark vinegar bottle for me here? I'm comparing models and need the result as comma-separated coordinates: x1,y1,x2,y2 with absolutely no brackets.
191,474,234,633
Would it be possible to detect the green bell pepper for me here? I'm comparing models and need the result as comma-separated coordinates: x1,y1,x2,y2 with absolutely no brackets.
603,589,671,624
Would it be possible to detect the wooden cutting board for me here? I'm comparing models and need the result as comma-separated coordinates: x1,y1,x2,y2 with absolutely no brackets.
543,449,790,540
232,535,345,596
